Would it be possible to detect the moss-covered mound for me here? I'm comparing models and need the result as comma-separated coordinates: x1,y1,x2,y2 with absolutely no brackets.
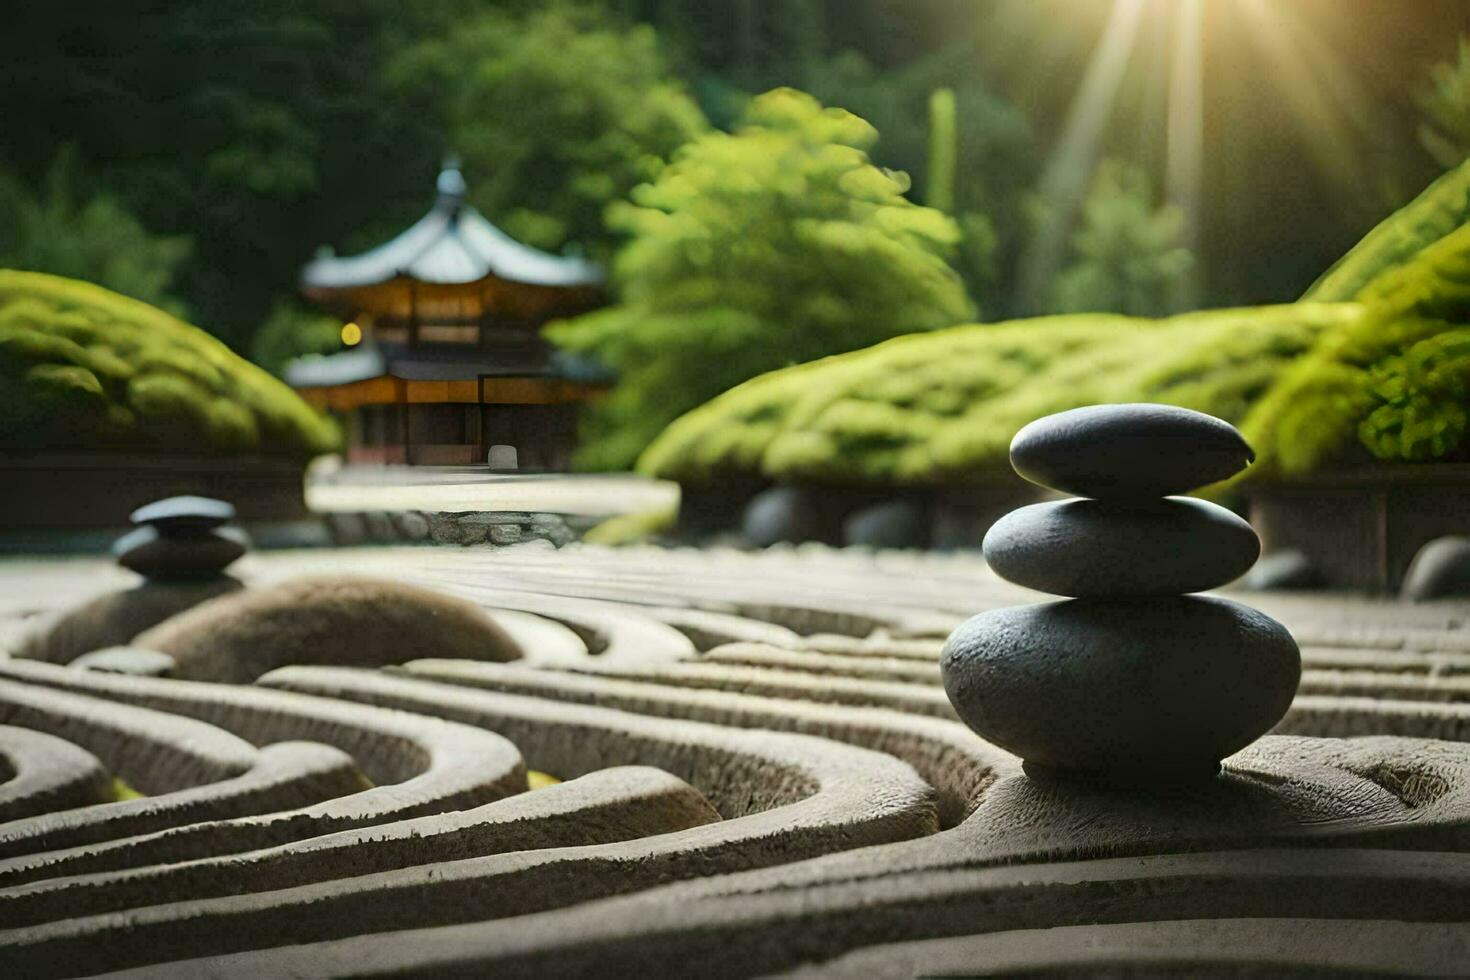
1304,157,1470,303
1243,220,1470,478
640,303,1360,486
0,270,338,457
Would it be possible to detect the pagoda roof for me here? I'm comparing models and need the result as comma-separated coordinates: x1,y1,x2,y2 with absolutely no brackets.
301,167,604,293
284,341,613,390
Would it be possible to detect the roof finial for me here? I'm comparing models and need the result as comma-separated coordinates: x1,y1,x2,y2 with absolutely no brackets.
437,155,467,208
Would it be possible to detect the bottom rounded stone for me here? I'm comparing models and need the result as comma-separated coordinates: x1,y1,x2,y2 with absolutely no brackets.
940,596,1301,782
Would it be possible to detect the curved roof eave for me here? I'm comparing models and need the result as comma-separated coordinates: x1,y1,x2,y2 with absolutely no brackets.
301,202,604,292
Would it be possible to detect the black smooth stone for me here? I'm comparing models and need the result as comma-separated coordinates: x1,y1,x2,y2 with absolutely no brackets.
982,497,1260,597
1009,404,1255,499
129,496,236,533
940,596,1300,782
114,524,249,579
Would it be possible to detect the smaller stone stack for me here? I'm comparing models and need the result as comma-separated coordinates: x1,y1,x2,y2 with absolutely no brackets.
941,404,1301,784
112,496,250,581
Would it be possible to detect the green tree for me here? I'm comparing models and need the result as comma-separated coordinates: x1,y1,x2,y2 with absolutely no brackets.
1049,161,1193,318
0,153,191,314
800,45,1035,317
0,1,453,349
1419,37,1470,170
250,301,345,378
548,88,975,471
388,3,708,259
926,88,957,214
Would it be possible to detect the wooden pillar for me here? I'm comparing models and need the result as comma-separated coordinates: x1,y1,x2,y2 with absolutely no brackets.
476,374,489,464
408,280,420,348
399,377,412,465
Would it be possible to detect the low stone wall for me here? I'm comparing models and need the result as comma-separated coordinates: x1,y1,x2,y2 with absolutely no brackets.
425,511,578,548
323,510,578,548
1249,464,1470,592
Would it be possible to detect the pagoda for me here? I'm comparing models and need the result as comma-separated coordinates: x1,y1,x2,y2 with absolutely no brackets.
288,165,607,468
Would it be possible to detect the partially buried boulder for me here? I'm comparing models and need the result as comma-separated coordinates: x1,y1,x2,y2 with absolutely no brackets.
1401,536,1470,602
15,577,244,664
1243,549,1323,592
843,500,927,550
133,576,523,682
742,486,833,547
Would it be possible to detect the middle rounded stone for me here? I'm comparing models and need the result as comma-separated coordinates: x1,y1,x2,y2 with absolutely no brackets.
983,497,1260,597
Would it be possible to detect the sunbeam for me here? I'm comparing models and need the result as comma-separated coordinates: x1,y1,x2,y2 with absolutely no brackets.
1166,0,1204,309
1018,0,1147,311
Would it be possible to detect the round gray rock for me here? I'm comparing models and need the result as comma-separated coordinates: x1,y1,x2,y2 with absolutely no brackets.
983,497,1259,597
742,486,830,548
113,525,249,579
1243,549,1323,591
843,500,927,550
1009,404,1256,499
940,596,1300,782
1401,536,1470,601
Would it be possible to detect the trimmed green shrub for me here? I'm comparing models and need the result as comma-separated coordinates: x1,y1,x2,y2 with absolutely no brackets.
548,88,975,472
0,269,339,457
1244,221,1470,476
1304,155,1470,302
641,303,1359,486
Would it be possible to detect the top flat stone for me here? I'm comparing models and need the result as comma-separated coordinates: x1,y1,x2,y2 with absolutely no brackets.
129,496,236,531
1009,404,1255,499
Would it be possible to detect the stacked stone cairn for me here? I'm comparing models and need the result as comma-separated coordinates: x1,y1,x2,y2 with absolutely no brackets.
941,404,1302,784
112,496,249,581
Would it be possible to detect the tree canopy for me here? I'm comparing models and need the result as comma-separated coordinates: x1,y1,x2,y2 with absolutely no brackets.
388,3,708,260
547,88,975,470
1047,161,1194,318
0,153,192,316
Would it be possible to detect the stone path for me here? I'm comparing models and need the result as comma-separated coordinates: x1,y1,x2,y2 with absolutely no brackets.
2,544,1470,975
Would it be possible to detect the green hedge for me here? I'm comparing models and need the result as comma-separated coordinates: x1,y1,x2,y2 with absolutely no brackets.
1304,156,1470,302
640,303,1359,486
1243,220,1470,476
0,269,339,457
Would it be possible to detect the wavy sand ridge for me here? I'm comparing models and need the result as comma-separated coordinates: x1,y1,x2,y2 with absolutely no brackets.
1,544,1469,976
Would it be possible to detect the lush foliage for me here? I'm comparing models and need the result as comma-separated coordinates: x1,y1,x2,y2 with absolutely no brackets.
1245,220,1470,476
798,46,1035,315
249,302,347,378
5,1,1464,359
548,89,974,470
388,3,708,259
0,270,339,457
1305,156,1470,302
0,156,191,315
641,304,1357,485
0,1,454,349
1419,37,1470,171
1047,161,1194,318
